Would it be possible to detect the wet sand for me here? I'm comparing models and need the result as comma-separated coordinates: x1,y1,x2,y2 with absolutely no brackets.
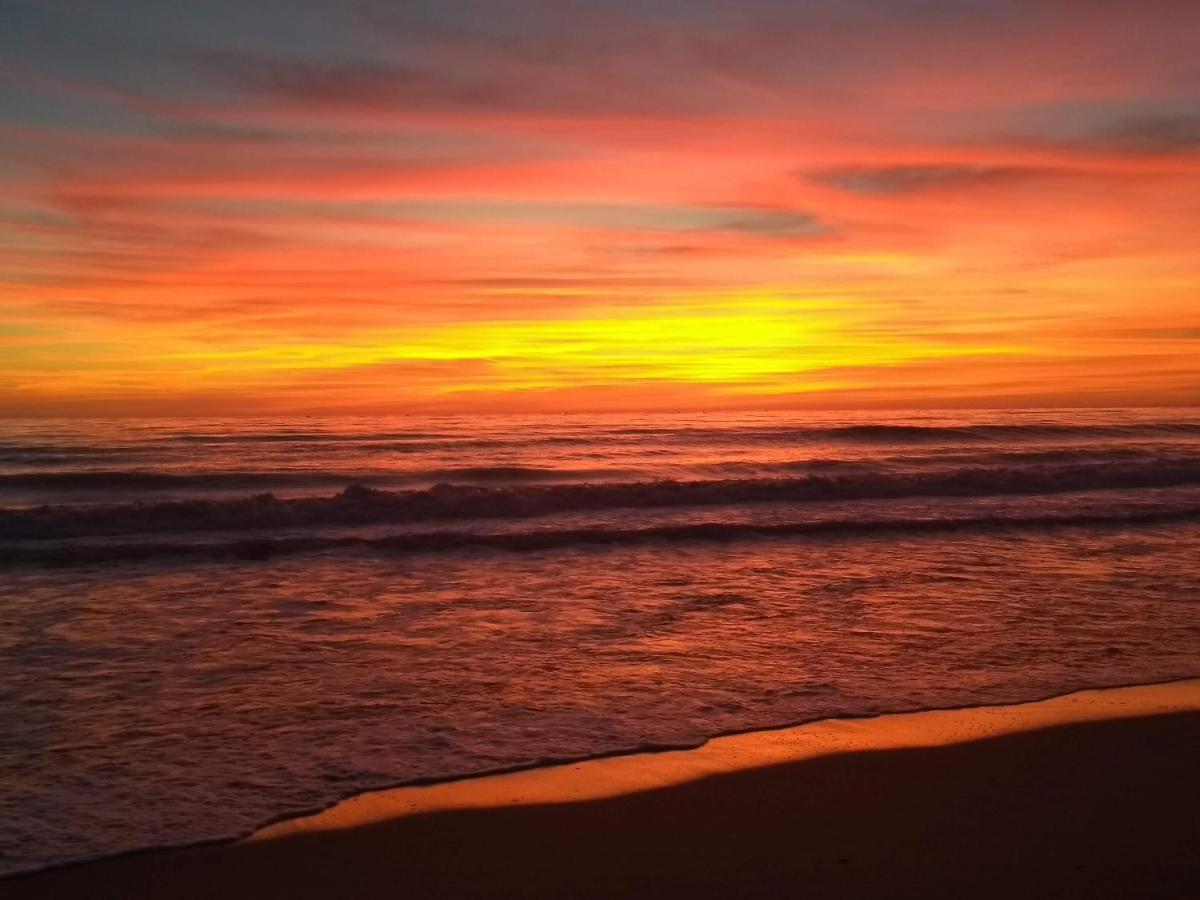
7,680,1200,899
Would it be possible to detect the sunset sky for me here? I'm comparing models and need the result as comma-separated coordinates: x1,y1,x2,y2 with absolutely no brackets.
2,0,1198,415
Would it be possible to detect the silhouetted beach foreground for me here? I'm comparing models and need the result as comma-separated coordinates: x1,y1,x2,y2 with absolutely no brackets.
8,680,1200,899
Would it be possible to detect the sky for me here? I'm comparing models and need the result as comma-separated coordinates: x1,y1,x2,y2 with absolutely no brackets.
1,0,1198,416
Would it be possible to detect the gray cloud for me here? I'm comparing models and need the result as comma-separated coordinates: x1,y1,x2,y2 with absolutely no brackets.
811,164,1074,195
707,208,826,237
1085,115,1200,155
212,56,519,112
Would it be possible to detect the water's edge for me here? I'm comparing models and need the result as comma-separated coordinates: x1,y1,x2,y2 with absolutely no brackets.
7,673,1199,882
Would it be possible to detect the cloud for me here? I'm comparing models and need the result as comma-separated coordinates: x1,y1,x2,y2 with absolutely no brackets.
1005,114,1200,159
215,57,513,112
1084,114,1200,155
1116,326,1200,340
707,208,826,237
810,164,1086,195
200,41,706,120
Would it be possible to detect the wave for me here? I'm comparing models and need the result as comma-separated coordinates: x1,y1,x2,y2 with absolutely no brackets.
0,447,1157,478
163,431,454,444
2,423,1196,479
0,471,391,490
419,465,631,482
0,448,154,466
6,457,1200,540
601,421,1200,444
723,447,1164,475
5,504,1199,567
893,446,1156,465
11,421,1198,454
156,433,600,452
0,465,635,493
770,422,1200,444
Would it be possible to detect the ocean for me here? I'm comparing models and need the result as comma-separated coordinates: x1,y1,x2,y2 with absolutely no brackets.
3,408,1200,875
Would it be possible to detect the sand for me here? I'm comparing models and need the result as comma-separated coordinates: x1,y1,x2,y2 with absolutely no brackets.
6,679,1200,899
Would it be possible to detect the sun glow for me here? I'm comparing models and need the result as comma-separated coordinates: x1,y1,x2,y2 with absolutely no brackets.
87,294,1016,411
1,1,1197,414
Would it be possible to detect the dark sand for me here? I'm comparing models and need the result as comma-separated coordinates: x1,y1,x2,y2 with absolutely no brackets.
7,683,1200,899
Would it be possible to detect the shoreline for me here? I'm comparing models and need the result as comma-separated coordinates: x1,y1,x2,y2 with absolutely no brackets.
250,676,1200,840
6,677,1200,898
4,675,1197,878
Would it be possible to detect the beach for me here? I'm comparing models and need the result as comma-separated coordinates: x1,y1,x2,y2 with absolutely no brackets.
8,680,1200,899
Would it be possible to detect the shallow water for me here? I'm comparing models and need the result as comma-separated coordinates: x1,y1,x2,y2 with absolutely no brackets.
2,409,1200,874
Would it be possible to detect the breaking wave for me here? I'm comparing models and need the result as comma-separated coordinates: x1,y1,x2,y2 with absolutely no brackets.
0,465,629,492
5,504,1199,567
6,457,1200,541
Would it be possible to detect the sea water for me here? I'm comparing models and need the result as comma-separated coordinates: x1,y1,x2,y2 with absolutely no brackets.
2,409,1200,874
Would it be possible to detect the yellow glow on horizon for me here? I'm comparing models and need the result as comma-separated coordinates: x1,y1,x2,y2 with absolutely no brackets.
129,294,1026,404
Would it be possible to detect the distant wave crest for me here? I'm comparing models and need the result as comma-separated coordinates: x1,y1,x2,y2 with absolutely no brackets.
776,422,1200,444
607,421,1200,444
